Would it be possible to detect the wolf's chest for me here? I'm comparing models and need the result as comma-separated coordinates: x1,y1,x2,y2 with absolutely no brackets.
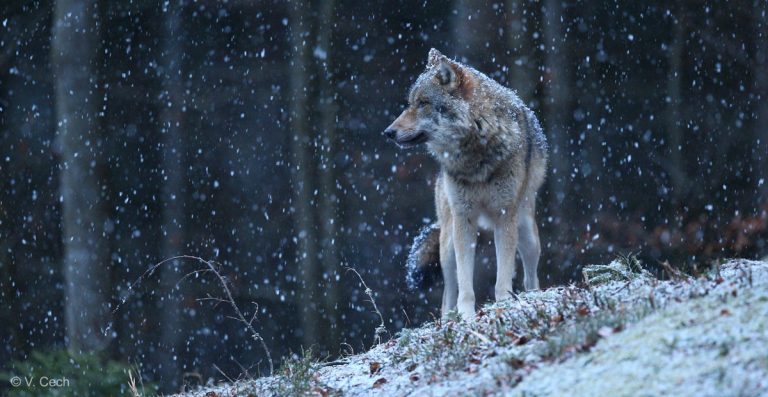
446,177,518,224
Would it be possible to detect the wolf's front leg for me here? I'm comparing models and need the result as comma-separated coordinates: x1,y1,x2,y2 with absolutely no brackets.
440,225,458,318
494,212,519,301
452,215,478,321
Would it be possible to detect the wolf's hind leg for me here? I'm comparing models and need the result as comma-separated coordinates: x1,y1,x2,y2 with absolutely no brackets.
517,200,541,290
440,224,457,318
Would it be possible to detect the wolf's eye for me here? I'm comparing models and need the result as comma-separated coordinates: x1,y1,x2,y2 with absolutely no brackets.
417,100,430,108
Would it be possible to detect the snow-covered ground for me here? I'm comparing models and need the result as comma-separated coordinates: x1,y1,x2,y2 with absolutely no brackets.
172,259,768,397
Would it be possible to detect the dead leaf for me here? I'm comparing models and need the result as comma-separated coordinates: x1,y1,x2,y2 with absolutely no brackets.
372,378,387,388
550,314,563,326
204,392,218,397
409,373,420,382
313,387,330,397
514,335,529,345
507,358,524,369
369,362,382,375
720,308,731,316
576,305,590,316
406,363,418,372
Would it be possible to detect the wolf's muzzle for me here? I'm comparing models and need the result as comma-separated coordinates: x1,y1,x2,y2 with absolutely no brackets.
384,128,397,140
395,131,428,147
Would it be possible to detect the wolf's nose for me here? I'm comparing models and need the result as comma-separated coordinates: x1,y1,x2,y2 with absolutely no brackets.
383,128,397,140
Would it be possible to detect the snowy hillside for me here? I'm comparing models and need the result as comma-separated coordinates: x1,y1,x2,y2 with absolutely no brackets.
172,259,768,397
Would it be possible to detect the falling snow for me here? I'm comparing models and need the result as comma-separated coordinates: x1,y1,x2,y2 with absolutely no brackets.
1,0,767,395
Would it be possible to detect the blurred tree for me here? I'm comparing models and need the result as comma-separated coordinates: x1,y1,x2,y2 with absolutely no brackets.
574,2,604,210
506,0,538,107
542,0,572,222
756,1,768,203
665,6,688,205
288,0,321,350
316,0,341,349
51,0,111,352
158,0,188,390
288,0,340,353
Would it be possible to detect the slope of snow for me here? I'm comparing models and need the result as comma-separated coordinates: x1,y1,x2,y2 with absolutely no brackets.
172,259,768,397
513,261,768,396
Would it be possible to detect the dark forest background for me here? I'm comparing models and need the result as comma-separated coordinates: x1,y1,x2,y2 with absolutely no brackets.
1,0,767,393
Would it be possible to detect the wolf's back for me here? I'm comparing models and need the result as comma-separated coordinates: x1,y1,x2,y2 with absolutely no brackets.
405,223,441,290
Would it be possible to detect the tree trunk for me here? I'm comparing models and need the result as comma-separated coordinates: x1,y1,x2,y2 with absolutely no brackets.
316,0,341,351
577,4,604,210
158,0,187,390
666,10,688,205
756,3,768,204
506,0,538,107
542,0,571,221
52,0,111,353
288,0,342,353
289,0,323,350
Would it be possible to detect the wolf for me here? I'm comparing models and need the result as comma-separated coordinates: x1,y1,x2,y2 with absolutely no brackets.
384,48,548,320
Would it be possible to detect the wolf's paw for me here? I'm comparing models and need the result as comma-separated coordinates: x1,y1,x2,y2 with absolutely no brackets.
457,304,475,322
495,288,514,302
524,276,540,291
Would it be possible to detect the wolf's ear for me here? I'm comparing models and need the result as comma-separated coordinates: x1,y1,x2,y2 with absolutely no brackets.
427,48,447,67
435,60,473,98
436,61,456,86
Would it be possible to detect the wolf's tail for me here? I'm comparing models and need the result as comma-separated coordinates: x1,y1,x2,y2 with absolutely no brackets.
405,223,442,290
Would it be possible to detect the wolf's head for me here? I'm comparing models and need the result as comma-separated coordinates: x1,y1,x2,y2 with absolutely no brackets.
384,48,476,150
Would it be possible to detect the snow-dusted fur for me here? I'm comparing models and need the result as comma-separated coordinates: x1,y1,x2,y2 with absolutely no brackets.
405,223,440,290
385,48,548,320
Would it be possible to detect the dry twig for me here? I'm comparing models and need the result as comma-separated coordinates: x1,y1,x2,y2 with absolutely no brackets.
346,266,388,345
111,255,274,375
